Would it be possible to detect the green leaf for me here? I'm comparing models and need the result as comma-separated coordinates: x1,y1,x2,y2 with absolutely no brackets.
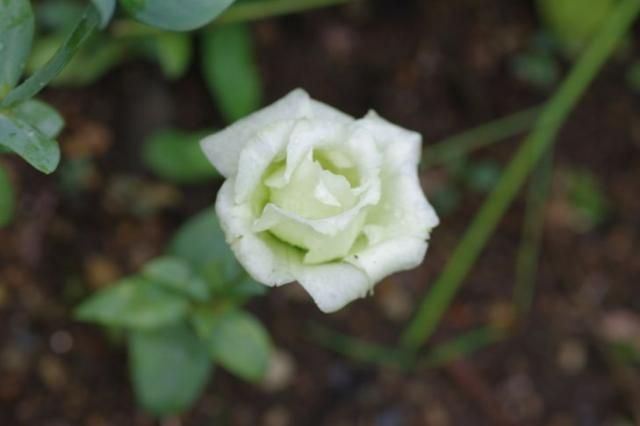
120,0,236,31
129,322,212,416
0,112,60,174
0,164,15,227
0,0,34,98
0,7,99,108
192,309,270,382
74,276,189,329
13,99,64,138
153,33,192,79
142,129,218,184
142,256,210,302
27,34,126,87
201,23,262,122
91,0,117,28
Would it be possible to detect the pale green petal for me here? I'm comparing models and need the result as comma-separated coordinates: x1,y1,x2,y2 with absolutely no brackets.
201,89,313,177
293,262,370,313
346,237,428,284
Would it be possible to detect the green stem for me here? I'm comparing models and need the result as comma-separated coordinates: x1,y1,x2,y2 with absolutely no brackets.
418,326,505,369
513,148,554,317
309,323,413,369
422,106,541,168
401,0,640,350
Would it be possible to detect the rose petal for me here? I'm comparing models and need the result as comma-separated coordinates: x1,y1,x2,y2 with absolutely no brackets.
201,89,312,177
293,262,370,313
201,89,353,178
216,179,297,285
346,237,428,284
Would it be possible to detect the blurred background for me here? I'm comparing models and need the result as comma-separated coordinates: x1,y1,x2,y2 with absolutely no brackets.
1,0,640,424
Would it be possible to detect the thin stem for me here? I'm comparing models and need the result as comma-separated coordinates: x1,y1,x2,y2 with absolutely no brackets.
309,323,413,369
418,326,505,370
513,148,554,317
422,106,541,168
401,0,640,351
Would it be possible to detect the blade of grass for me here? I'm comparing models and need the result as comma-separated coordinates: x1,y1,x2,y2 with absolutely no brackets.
418,326,505,370
401,0,640,351
513,149,554,317
309,323,413,369
0,7,99,109
422,106,541,168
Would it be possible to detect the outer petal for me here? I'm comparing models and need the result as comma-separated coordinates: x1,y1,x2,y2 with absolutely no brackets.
346,237,428,284
201,89,313,177
201,89,353,178
216,179,297,285
293,262,370,313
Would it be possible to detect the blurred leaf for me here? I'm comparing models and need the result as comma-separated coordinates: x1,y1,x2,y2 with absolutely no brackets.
0,112,60,174
142,256,210,302
192,308,270,382
537,0,615,55
152,33,192,79
35,0,85,31
430,186,461,216
27,34,126,87
0,164,14,227
0,0,34,98
91,0,116,28
129,322,212,416
567,168,609,229
201,23,263,122
0,7,99,108
464,160,502,193
142,129,218,183
626,61,640,93
13,99,64,138
120,0,236,31
75,276,189,329
169,208,246,289
511,51,560,89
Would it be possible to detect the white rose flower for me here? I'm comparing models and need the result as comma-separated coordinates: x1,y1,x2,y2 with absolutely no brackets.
201,89,439,313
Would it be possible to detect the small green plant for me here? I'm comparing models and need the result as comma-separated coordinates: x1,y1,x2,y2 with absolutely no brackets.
75,208,270,416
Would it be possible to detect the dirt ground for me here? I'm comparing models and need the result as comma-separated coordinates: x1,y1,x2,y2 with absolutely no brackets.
1,0,640,425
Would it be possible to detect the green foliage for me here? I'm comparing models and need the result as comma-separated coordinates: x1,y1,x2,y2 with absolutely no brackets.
74,276,190,329
0,0,34,98
142,256,210,302
169,207,266,298
129,322,212,416
0,112,60,174
511,51,560,89
120,0,236,31
142,129,219,183
76,212,270,416
0,164,14,227
27,34,127,86
13,99,64,138
566,168,609,229
537,0,615,56
201,23,263,122
626,60,640,93
138,32,193,79
0,6,100,109
90,0,117,28
192,308,271,382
